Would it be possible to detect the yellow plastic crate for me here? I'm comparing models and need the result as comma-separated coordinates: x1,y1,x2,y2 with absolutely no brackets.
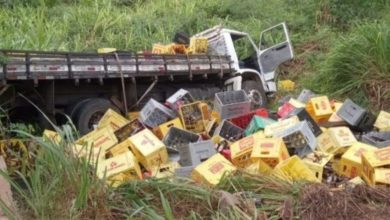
251,137,289,168
128,129,168,171
42,129,61,144
106,139,132,158
152,43,175,54
328,126,357,148
127,111,140,121
273,155,319,183
192,153,236,186
306,96,333,123
76,126,118,151
149,161,181,179
97,151,142,186
374,111,390,131
372,168,390,186
278,80,295,91
339,142,376,178
211,111,221,124
187,37,208,54
302,151,333,181
205,118,219,139
244,159,272,175
153,118,183,139
179,102,206,133
361,146,390,186
264,116,299,137
97,109,129,131
230,132,264,168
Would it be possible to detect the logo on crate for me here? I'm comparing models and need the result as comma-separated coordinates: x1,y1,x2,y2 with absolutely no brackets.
375,148,390,161
208,162,224,174
94,136,111,148
239,137,254,151
110,122,121,130
108,161,125,172
354,148,366,157
260,142,274,148
141,135,156,146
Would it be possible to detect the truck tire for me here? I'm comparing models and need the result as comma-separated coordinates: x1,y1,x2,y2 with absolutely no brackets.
242,80,267,108
74,98,120,135
66,98,92,123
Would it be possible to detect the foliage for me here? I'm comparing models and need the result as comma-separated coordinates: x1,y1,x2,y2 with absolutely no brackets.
308,22,390,109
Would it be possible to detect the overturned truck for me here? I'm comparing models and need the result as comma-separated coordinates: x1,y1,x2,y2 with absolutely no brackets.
0,23,293,134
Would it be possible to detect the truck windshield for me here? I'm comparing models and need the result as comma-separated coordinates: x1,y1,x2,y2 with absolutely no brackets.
232,35,258,70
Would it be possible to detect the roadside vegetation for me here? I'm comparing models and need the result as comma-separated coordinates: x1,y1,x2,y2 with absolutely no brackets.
1,0,390,219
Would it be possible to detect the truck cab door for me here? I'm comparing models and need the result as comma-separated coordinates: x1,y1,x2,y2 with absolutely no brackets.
258,22,293,92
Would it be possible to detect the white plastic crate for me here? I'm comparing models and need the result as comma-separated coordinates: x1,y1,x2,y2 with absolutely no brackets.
275,121,317,157
213,120,244,142
214,90,251,120
162,127,200,153
140,99,175,127
179,140,217,166
166,89,194,111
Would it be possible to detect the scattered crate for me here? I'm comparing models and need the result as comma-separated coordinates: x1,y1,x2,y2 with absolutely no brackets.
162,127,200,153
166,89,194,111
212,120,244,143
244,116,276,136
192,154,236,186
179,140,217,166
114,119,145,142
336,99,375,131
205,119,219,138
274,121,317,157
175,165,196,178
287,107,322,137
339,142,377,178
230,132,264,167
97,109,130,131
297,89,316,104
251,137,290,168
140,99,175,127
264,116,299,137
179,101,205,133
273,155,319,183
277,102,295,118
374,110,390,131
187,37,208,54
128,129,169,171
361,147,390,186
149,162,181,178
230,108,270,129
305,96,333,123
214,90,251,120
362,131,390,148
153,118,183,139
302,151,333,181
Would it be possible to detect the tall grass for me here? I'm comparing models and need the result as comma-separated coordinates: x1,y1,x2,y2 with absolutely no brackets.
307,22,390,109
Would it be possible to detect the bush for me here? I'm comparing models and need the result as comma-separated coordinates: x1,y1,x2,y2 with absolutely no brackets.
308,22,390,109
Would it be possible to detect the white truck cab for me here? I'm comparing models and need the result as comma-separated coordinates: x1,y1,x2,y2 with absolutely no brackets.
194,22,294,106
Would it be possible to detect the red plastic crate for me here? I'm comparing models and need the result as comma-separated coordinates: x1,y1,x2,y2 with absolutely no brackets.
277,103,295,118
230,108,270,129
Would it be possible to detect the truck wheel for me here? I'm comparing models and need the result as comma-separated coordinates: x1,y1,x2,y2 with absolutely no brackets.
66,98,92,123
242,80,267,108
74,98,120,135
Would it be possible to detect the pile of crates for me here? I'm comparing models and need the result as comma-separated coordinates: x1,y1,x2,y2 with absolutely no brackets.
42,88,390,187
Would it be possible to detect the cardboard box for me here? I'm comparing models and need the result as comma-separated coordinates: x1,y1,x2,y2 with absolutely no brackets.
339,142,377,178
153,118,183,139
264,116,299,137
192,153,236,186
97,151,142,184
97,109,129,131
273,155,319,183
230,132,264,167
306,96,333,123
303,151,333,181
374,111,390,131
128,129,168,171
42,129,61,144
361,146,390,186
251,137,290,168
